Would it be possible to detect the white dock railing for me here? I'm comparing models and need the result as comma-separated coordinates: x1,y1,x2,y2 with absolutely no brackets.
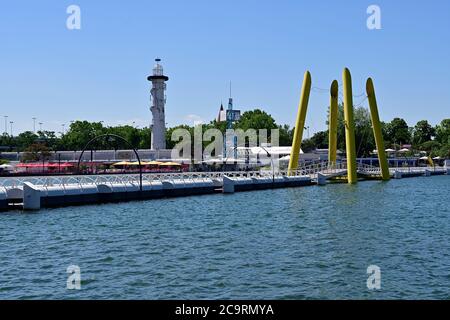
0,162,446,189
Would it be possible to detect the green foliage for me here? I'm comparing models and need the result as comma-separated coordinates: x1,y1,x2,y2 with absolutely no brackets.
353,107,375,156
57,121,152,150
164,109,284,153
385,118,411,145
107,125,141,149
418,140,441,151
278,124,293,146
61,121,107,150
138,127,152,149
412,120,435,145
37,131,61,150
16,131,38,150
0,110,448,160
166,125,193,150
0,134,15,151
435,119,450,145
437,143,450,158
234,109,278,144
235,109,277,131
22,143,52,162
310,130,328,149
209,119,227,134
334,104,375,157
300,138,316,153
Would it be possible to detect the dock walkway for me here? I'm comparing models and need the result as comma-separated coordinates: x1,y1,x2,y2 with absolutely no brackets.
1,162,448,211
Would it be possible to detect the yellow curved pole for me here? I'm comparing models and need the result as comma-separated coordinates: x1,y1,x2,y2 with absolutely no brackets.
288,71,312,175
366,78,390,180
328,80,339,165
343,68,358,184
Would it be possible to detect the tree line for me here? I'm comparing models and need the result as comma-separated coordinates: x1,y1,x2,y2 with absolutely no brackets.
0,107,449,158
301,104,449,158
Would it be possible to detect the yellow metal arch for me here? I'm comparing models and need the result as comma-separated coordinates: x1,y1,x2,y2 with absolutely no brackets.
328,80,339,165
366,78,390,180
343,68,358,184
288,71,312,175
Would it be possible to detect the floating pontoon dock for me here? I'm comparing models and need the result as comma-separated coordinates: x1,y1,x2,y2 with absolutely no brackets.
0,162,448,211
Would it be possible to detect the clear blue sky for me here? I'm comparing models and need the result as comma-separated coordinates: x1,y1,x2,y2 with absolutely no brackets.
1,0,449,135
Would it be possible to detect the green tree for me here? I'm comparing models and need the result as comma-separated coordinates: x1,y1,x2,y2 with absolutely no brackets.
166,125,194,150
37,130,61,150
61,121,106,150
16,131,38,150
278,124,293,146
235,109,277,131
0,134,15,151
418,140,441,157
353,107,375,156
138,127,152,149
107,125,141,149
300,138,316,153
235,109,278,144
412,120,435,145
333,104,375,157
385,118,411,146
310,130,329,149
209,119,227,134
437,144,450,158
22,143,52,162
381,121,390,145
435,119,450,145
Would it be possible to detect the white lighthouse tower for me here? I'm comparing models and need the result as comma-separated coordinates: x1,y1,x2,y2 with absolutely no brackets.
147,58,169,150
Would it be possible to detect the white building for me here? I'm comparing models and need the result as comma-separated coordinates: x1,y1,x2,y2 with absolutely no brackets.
147,58,169,150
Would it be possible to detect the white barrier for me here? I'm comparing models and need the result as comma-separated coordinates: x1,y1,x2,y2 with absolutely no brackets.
223,176,235,193
23,182,41,210
317,173,327,185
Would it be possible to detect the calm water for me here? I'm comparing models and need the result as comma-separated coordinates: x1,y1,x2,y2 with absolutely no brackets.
0,176,449,299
